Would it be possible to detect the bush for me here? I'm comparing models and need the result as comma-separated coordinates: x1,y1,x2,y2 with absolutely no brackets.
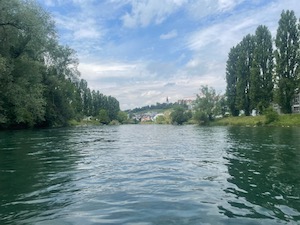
98,109,110,124
193,110,209,125
170,106,190,125
117,111,128,124
155,115,167,124
264,107,279,124
109,120,120,125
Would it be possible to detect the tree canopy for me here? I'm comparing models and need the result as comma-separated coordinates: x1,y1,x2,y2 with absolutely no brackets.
226,10,299,115
0,0,120,129
194,85,223,124
274,10,300,113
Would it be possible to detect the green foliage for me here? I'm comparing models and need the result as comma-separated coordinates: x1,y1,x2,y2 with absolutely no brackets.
128,102,187,114
117,111,128,124
274,10,300,114
194,85,222,124
193,111,209,125
212,116,266,126
264,107,279,124
225,47,240,116
109,120,120,125
98,109,110,125
269,114,300,126
213,114,300,127
155,115,167,124
170,106,190,125
226,10,299,116
0,0,121,129
250,25,274,113
236,34,255,116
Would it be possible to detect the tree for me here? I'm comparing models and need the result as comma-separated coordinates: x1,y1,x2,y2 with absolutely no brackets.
155,115,167,124
194,85,222,123
170,106,190,125
236,34,255,116
226,46,239,116
275,10,300,113
98,109,110,125
117,111,128,124
0,0,121,129
106,96,120,121
250,25,274,113
0,0,55,128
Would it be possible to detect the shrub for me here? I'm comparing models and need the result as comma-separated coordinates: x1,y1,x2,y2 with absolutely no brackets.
155,115,166,124
109,120,120,125
170,106,190,125
193,110,209,125
264,107,279,124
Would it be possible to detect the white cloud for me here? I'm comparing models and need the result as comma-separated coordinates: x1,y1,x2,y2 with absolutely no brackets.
186,0,245,19
73,28,101,40
141,90,162,97
186,58,201,68
217,0,243,12
54,16,103,41
160,29,178,40
78,61,139,80
38,0,300,109
122,0,186,28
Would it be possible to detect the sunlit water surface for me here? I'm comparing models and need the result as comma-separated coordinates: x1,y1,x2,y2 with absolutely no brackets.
0,125,300,224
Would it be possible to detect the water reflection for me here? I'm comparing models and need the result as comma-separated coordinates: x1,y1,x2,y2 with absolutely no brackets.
0,128,80,224
223,127,300,223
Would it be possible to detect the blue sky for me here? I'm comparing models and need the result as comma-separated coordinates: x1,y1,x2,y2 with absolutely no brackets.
37,0,300,110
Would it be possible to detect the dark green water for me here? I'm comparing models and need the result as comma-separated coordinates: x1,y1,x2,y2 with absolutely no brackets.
0,125,299,225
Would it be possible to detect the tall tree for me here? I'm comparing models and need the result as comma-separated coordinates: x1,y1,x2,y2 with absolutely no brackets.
226,46,239,116
275,10,300,113
250,25,274,113
236,34,255,116
0,0,55,127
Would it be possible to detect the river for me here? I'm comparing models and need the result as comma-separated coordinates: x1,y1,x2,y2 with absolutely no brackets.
0,125,299,224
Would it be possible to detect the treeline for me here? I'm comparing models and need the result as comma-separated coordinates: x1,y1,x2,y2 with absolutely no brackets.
128,102,188,114
0,0,120,129
226,10,300,116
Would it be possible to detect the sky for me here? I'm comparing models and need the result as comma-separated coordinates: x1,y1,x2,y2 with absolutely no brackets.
37,0,300,110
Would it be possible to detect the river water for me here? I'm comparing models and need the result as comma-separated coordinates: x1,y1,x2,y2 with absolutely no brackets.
0,125,299,225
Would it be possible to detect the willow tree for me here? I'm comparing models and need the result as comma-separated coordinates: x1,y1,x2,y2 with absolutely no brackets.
0,0,82,128
275,10,300,113
250,25,274,113
0,0,55,127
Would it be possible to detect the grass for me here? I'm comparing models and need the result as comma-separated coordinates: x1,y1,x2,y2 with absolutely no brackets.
68,119,100,126
270,114,300,126
212,114,300,127
212,115,265,126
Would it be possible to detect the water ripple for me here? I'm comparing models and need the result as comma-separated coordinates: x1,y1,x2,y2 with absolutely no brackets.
0,125,300,224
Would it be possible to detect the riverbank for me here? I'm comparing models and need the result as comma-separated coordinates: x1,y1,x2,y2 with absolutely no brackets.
68,114,300,127
211,114,300,127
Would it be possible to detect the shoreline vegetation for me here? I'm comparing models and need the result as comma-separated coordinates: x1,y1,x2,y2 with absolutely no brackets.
211,114,300,127
70,113,300,127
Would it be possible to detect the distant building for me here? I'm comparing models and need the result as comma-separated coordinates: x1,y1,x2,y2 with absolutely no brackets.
141,115,152,122
292,92,300,113
272,92,300,114
177,98,195,110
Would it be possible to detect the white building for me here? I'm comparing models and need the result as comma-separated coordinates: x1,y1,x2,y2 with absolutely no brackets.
292,93,300,113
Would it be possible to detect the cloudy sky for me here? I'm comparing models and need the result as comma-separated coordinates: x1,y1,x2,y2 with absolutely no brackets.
37,0,300,110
